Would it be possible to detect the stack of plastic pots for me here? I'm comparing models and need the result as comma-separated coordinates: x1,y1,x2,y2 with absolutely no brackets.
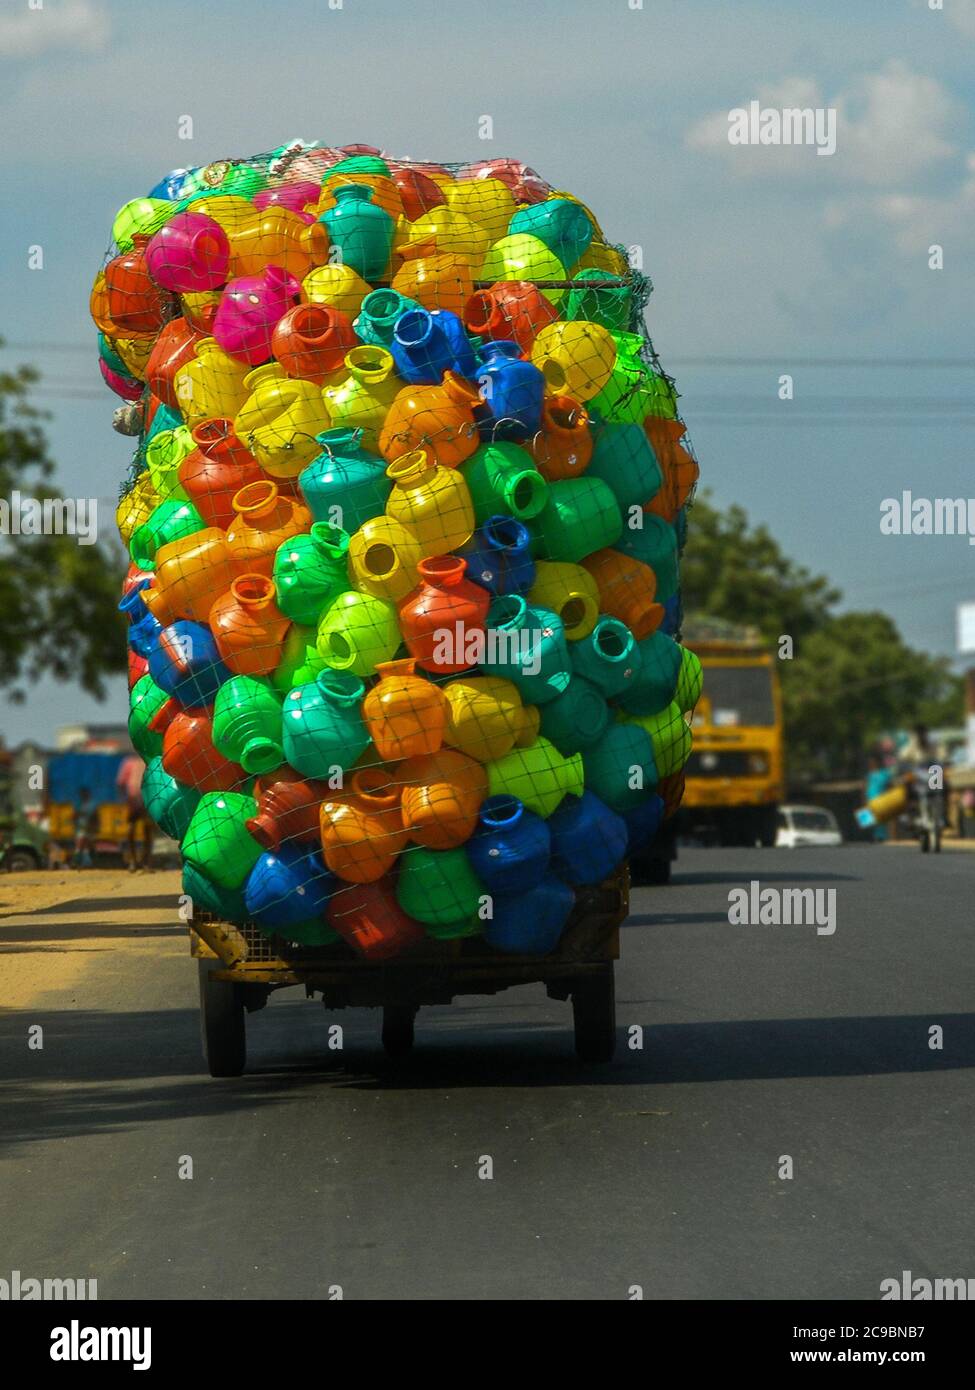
98,141,701,959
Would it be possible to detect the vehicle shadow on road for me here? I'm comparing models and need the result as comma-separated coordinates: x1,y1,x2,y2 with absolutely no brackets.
2,1003,973,1152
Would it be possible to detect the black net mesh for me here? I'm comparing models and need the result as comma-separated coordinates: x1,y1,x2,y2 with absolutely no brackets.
97,143,701,960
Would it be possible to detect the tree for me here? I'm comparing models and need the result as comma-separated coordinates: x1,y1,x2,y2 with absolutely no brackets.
0,358,127,700
682,492,963,780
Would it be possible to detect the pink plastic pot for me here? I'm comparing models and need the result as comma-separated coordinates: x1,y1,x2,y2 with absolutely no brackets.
212,265,301,366
145,211,230,293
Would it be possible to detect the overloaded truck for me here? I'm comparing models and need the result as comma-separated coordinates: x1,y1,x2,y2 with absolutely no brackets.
94,141,701,1073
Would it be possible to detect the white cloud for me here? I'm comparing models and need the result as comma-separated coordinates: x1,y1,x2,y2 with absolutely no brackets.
686,61,962,187
0,0,109,59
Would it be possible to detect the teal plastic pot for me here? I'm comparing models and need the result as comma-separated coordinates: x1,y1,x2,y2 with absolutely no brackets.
321,183,394,282
281,669,370,779
581,722,658,812
616,513,679,602
537,675,610,755
529,476,622,563
141,756,201,843
273,521,351,626
299,427,391,535
616,630,684,717
570,616,642,699
586,423,662,512
182,860,249,925
212,675,285,775
355,288,422,347
458,442,548,525
328,155,391,178
395,846,486,927
129,498,205,571
481,594,570,705
181,791,263,890
565,269,632,332
509,198,594,269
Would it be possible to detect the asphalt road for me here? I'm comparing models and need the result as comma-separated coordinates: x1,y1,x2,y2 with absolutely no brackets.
2,845,973,1301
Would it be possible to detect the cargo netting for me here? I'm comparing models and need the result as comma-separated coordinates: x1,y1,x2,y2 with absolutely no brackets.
93,141,701,960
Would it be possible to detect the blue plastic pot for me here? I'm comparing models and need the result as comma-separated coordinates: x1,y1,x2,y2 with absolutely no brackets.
244,842,338,932
484,875,575,955
390,307,479,384
475,340,545,442
119,580,162,658
148,620,230,708
465,794,551,894
455,515,535,595
621,793,666,856
548,791,628,886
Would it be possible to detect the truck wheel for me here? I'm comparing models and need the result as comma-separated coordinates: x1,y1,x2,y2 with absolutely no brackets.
572,965,616,1064
382,1005,416,1058
198,960,246,1077
4,847,40,873
644,856,672,885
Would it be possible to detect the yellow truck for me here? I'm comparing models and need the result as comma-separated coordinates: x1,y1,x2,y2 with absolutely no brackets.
680,620,785,846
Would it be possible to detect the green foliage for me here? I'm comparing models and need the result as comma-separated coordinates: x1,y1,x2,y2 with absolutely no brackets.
0,358,127,699
682,492,963,780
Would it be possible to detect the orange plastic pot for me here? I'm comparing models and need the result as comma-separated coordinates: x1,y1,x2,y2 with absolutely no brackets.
145,317,203,409
270,302,357,384
178,418,264,530
225,479,312,576
390,165,446,221
105,237,169,336
247,772,330,851
398,556,489,674
143,526,241,625
209,573,291,676
643,417,699,522
378,373,482,468
226,207,315,279
527,395,593,480
161,710,245,793
399,747,488,849
326,875,426,961
464,280,559,355
581,548,664,641
319,768,409,883
392,242,475,319
362,657,448,761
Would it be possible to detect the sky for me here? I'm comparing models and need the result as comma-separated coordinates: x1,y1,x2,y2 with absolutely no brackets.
1,0,973,746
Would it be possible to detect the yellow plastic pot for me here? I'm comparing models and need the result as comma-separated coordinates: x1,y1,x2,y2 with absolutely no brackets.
444,177,517,244
348,514,423,602
527,561,600,641
442,675,540,764
234,365,333,478
302,263,372,320
174,337,252,431
116,472,161,547
530,320,617,401
322,346,402,453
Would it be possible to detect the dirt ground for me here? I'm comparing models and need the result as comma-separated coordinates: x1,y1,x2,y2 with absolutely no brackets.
0,867,184,1010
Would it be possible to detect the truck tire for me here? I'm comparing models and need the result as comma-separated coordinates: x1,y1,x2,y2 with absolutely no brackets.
3,847,41,873
572,965,616,1064
382,1004,416,1058
198,960,246,1077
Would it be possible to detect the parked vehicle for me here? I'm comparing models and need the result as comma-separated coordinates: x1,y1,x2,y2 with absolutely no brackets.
776,805,843,849
0,815,49,871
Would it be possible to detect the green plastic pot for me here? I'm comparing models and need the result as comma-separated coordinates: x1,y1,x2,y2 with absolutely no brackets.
129,497,205,571
141,756,201,843
537,676,610,755
212,675,285,775
486,735,584,819
565,269,632,332
620,702,692,779
529,476,622,563
272,624,325,693
395,846,486,926
273,521,351,627
459,442,549,525
615,513,679,602
581,723,657,812
128,674,170,760
586,422,662,512
182,860,249,925
316,590,400,678
181,791,263,890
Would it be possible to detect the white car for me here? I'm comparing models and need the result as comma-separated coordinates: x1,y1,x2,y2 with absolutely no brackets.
775,805,843,849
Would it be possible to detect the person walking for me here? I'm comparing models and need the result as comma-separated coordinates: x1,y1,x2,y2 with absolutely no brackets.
116,754,153,872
